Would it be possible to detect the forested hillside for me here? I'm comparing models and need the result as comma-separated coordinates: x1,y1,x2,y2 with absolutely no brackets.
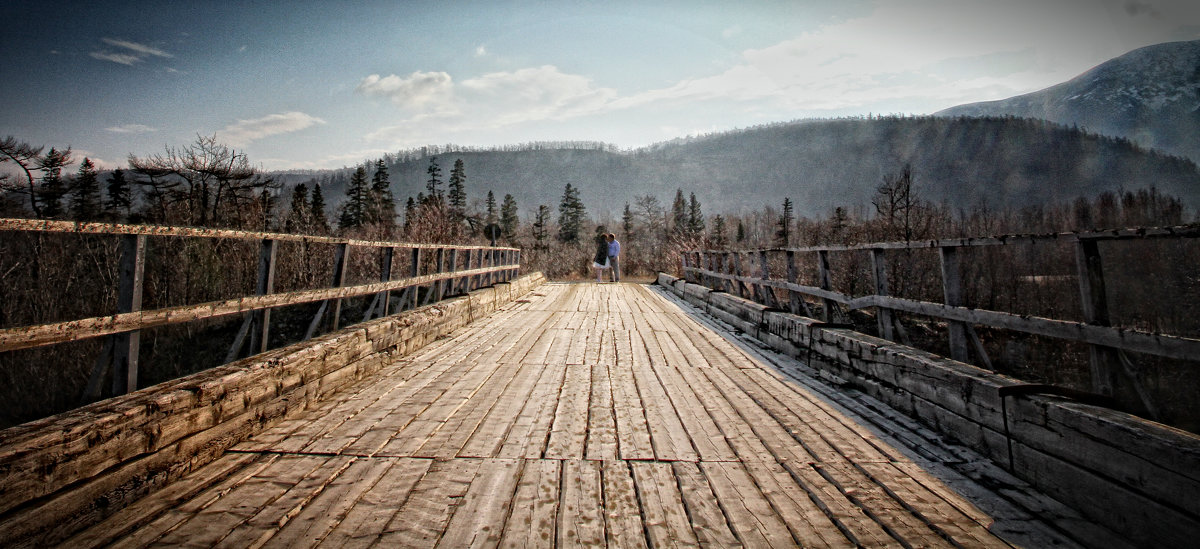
282,116,1200,219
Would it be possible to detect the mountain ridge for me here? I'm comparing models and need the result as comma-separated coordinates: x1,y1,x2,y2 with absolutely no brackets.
937,39,1200,163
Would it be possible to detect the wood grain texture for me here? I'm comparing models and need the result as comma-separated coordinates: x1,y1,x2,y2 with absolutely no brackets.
60,282,1062,548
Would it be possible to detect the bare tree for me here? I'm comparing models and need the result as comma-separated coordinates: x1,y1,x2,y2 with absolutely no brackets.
0,136,48,217
128,134,275,227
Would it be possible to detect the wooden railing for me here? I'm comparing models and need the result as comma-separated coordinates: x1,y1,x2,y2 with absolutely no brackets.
682,226,1200,414
0,218,520,399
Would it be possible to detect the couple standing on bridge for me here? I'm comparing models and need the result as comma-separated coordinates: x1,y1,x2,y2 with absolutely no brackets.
592,227,621,283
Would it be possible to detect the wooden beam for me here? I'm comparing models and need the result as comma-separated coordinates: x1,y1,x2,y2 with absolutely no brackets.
940,246,970,362
111,234,145,396
0,265,510,353
869,249,893,341
0,217,519,252
1076,239,1118,396
681,266,1200,361
251,239,277,354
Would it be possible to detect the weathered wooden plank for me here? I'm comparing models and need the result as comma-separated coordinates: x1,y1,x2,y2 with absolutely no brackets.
649,330,739,461
458,360,550,458
700,461,797,547
419,361,525,458
377,357,506,457
500,459,560,549
218,455,356,548
495,359,568,459
318,458,432,547
438,458,524,548
670,462,741,548
557,459,605,548
374,458,482,547
584,363,620,461
262,457,395,548
544,363,592,460
629,330,699,462
608,332,656,461
601,460,648,549
631,462,701,547
742,461,856,549
150,454,329,547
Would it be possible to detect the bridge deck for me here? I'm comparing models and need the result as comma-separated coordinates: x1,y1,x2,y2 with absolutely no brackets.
69,282,1060,548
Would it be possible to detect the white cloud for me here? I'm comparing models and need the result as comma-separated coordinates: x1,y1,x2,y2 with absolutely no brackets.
101,38,173,59
90,51,142,65
362,65,618,145
475,45,487,57
217,111,326,146
91,38,173,65
721,25,743,39
106,124,157,134
356,71,455,109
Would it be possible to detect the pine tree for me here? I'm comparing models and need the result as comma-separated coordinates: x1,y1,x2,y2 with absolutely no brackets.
404,196,416,233
310,183,329,233
776,197,794,247
499,193,518,238
736,221,746,243
338,166,369,230
286,183,309,233
258,189,276,231
687,192,704,235
712,215,727,248
485,190,497,225
425,156,443,202
69,158,101,221
622,202,634,238
447,158,466,214
37,147,71,218
368,159,395,228
830,206,848,239
557,183,585,243
671,188,687,236
532,204,550,250
105,168,131,220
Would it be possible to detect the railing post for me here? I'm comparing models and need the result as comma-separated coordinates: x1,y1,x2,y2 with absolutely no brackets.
869,248,894,341
330,243,349,330
112,234,145,396
379,246,395,316
733,252,746,298
720,252,731,293
1076,239,1117,396
786,250,800,315
252,239,276,354
514,249,521,278
408,247,421,309
447,248,458,296
816,250,835,323
940,246,969,362
758,250,772,306
434,247,446,302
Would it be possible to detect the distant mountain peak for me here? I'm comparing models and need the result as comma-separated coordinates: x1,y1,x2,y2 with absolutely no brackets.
938,40,1200,162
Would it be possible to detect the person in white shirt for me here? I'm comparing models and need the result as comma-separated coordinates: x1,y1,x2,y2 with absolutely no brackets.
606,233,621,283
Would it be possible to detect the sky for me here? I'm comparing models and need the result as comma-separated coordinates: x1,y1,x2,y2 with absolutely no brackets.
3,0,1199,172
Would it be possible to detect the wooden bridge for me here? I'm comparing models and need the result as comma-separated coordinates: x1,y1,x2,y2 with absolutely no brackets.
1,221,1199,548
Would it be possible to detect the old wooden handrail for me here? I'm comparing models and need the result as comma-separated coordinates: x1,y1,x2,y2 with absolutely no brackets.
682,225,1200,411
0,218,522,397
